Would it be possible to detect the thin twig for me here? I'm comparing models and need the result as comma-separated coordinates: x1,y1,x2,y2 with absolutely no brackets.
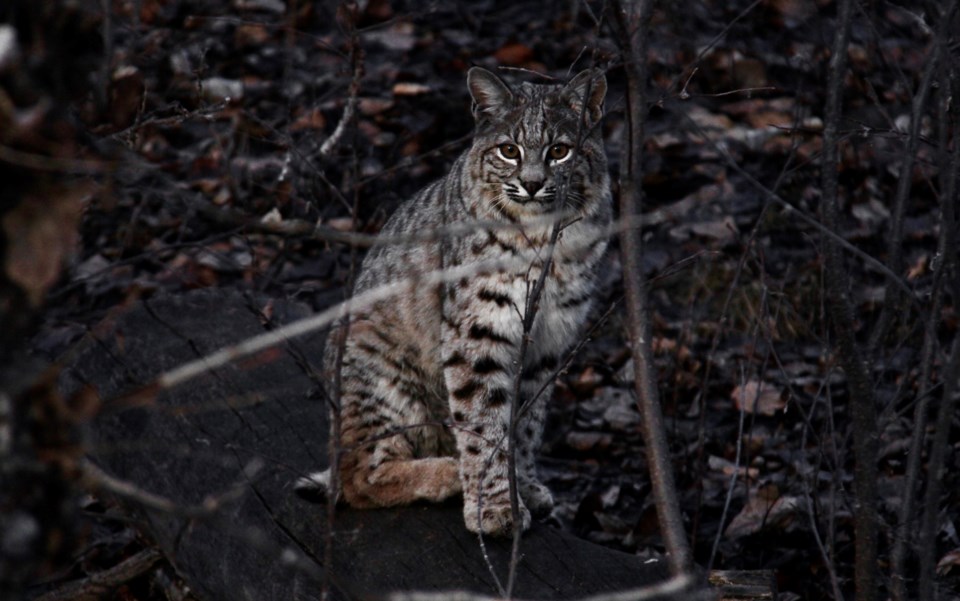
503,54,608,595
505,218,564,596
665,0,764,99
318,5,363,158
773,310,845,600
708,364,748,572
79,458,262,518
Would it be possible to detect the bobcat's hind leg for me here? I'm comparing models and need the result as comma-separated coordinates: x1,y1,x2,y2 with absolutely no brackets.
335,317,461,508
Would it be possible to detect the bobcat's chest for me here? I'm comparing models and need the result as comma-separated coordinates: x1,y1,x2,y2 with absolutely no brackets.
532,262,595,352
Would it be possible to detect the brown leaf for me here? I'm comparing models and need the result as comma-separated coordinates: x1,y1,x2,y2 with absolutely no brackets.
570,366,603,396
689,216,738,242
907,253,928,280
326,217,355,232
493,42,534,66
603,403,640,432
108,65,145,131
731,380,785,416
767,0,817,25
725,485,803,539
687,104,734,131
565,431,612,452
358,98,394,116
363,22,416,52
3,189,87,306
235,23,271,47
290,108,327,131
392,82,432,96
937,548,960,575
708,455,759,479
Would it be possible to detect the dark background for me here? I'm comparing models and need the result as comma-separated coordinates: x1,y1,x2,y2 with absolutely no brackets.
1,0,958,599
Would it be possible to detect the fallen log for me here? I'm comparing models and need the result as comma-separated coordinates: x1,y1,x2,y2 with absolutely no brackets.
62,289,687,601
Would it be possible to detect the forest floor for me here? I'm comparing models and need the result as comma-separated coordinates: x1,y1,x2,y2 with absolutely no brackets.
18,0,960,599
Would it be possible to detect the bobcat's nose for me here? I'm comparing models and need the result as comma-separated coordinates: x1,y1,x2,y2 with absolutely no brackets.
520,179,544,197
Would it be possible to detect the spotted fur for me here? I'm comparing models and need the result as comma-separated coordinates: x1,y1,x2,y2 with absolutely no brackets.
297,67,611,536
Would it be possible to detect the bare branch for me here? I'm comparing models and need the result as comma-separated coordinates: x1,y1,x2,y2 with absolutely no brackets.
867,0,957,352
610,0,694,576
819,0,879,599
891,30,960,598
918,323,960,601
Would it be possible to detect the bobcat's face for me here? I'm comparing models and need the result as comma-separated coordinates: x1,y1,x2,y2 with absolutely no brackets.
466,69,608,222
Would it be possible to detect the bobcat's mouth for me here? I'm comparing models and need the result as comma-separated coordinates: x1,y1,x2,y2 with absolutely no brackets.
503,183,556,206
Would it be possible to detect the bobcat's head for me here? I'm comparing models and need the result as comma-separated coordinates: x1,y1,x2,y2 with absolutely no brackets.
465,67,609,223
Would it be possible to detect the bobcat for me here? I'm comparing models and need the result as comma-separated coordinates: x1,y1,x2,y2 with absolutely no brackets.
297,67,611,536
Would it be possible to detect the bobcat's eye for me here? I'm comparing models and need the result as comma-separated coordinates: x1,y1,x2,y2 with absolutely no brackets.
498,143,521,160
548,144,571,161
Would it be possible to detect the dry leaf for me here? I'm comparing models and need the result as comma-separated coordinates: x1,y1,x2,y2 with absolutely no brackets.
937,548,960,575
907,253,928,280
363,22,416,52
235,23,271,47
493,42,534,66
571,366,603,395
3,190,86,306
290,108,327,131
603,403,640,432
689,216,738,241
357,97,393,116
769,0,816,22
687,104,733,131
392,82,432,96
565,431,612,452
708,455,759,479
731,380,785,416
108,65,144,130
725,485,803,539
326,217,355,232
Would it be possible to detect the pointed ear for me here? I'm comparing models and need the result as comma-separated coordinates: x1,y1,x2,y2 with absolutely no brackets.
467,67,513,118
562,70,607,123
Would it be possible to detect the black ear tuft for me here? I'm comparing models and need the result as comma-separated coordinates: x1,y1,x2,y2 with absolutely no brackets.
562,70,607,123
467,67,514,119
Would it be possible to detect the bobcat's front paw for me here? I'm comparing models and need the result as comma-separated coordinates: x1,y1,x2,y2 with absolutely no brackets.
519,478,554,518
463,498,531,536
